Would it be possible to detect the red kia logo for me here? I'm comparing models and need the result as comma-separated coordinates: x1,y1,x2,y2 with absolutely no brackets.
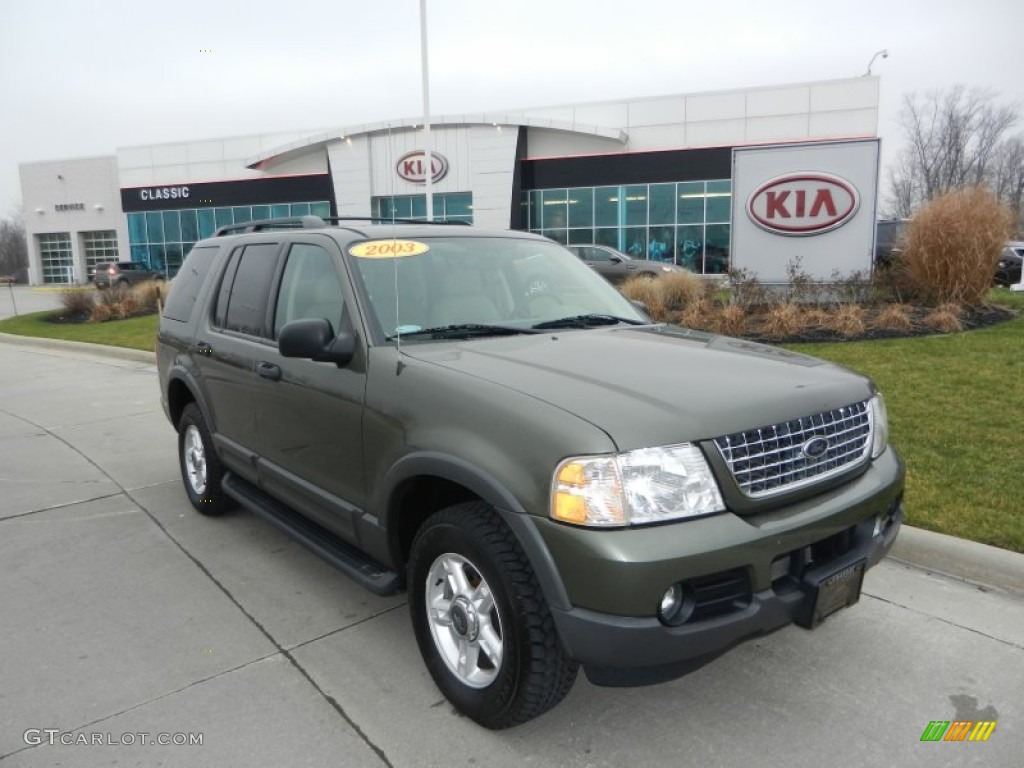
747,172,859,235
396,150,449,184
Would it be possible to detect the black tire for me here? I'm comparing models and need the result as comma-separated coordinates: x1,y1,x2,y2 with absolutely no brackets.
408,501,578,729
177,402,234,515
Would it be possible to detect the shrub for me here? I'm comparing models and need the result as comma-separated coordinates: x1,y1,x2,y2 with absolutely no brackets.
657,271,704,311
870,303,914,333
760,303,802,338
621,277,667,321
728,267,769,310
785,256,824,304
900,187,1014,304
800,306,831,329
709,304,747,336
922,307,963,333
91,285,141,321
677,298,712,330
134,280,166,313
59,289,95,317
826,304,866,338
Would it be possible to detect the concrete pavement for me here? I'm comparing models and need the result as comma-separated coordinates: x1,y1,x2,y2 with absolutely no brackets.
0,339,1021,767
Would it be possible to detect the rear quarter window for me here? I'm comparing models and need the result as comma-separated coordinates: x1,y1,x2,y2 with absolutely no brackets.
162,247,218,322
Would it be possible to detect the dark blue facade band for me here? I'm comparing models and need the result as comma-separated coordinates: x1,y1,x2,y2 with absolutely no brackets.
121,174,335,213
520,147,733,190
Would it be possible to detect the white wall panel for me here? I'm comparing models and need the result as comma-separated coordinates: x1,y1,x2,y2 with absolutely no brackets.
573,103,628,127
627,98,685,127
685,119,747,147
745,114,811,143
810,79,880,113
686,92,746,122
746,86,810,117
808,108,879,138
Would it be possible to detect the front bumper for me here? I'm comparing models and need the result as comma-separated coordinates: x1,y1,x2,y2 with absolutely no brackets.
538,448,904,686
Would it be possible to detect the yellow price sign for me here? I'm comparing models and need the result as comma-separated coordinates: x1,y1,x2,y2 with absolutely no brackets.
349,240,430,259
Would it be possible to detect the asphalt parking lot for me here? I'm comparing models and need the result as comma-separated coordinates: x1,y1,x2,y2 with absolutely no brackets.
0,339,1021,767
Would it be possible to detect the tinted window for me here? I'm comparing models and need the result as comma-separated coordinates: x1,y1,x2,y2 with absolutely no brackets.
584,247,611,262
162,247,217,322
273,244,345,338
221,243,281,337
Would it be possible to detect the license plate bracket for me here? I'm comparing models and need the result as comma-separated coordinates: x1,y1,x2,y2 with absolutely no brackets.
796,558,866,629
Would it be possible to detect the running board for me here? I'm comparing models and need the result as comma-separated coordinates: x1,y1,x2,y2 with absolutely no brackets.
222,472,401,596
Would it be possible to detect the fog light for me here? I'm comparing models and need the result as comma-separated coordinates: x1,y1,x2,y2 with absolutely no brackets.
658,583,684,625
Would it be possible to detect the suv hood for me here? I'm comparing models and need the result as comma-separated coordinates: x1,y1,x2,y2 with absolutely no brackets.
401,326,873,450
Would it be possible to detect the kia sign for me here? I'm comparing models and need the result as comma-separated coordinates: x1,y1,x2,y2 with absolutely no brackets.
731,139,880,283
747,173,859,236
396,151,449,184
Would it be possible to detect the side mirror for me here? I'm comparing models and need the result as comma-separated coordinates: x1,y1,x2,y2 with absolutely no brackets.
609,256,622,264
279,318,355,366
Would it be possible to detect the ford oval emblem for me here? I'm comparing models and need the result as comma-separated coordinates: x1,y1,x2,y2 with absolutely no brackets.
801,436,830,461
746,172,859,236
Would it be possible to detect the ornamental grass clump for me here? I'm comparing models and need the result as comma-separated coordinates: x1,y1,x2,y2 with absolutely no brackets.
657,271,704,311
901,187,1013,305
620,276,667,321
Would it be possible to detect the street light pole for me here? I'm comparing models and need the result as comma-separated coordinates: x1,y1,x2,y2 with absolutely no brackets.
420,0,433,222
863,49,888,77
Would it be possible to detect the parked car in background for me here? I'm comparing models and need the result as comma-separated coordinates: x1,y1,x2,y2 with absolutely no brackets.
566,244,689,284
93,261,164,288
874,219,908,265
995,242,1023,287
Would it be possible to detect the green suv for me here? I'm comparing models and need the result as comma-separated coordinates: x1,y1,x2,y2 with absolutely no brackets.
156,217,904,728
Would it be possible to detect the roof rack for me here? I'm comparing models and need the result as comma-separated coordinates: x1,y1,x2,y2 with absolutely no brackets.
213,216,326,236
213,215,471,236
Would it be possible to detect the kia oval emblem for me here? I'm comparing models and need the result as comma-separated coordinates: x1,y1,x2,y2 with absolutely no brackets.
396,150,449,184
747,172,860,236
801,437,830,461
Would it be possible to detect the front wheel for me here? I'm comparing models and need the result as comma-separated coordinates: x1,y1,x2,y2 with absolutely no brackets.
408,502,578,729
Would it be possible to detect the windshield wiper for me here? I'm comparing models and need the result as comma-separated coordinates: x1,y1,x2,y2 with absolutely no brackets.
531,314,649,330
386,323,540,341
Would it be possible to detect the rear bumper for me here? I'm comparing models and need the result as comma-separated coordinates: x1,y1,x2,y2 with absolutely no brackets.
539,449,905,686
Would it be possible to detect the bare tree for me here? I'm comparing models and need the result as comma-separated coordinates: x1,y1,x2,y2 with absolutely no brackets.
886,86,1020,217
990,138,1024,231
0,210,28,282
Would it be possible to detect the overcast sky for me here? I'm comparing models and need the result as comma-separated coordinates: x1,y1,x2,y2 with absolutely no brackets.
2,0,1022,217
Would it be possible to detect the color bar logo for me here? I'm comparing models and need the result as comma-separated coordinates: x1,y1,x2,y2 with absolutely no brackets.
920,720,997,742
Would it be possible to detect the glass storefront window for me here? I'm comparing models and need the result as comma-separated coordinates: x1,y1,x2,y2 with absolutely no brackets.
623,185,647,227
705,224,730,274
180,210,199,241
567,188,593,229
271,204,290,218
252,205,271,221
232,206,252,223
677,225,704,271
162,210,181,242
594,187,618,227
523,180,731,273
128,213,146,243
146,212,164,242
214,208,233,229
197,209,215,239
310,202,330,219
541,189,567,230
678,182,705,224
290,203,311,217
649,184,675,225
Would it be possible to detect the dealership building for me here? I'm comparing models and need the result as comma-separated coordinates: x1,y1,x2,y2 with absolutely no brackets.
19,76,882,285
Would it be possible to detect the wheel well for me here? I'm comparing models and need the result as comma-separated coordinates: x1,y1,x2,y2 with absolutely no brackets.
167,378,196,431
390,476,480,567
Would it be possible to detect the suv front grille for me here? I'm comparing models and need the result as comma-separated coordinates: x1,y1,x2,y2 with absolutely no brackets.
714,401,872,498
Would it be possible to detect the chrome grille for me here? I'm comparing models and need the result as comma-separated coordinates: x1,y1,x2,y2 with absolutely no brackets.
714,401,872,498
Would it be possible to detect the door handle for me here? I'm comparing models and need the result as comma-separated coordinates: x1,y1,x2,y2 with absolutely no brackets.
194,341,213,355
256,362,282,381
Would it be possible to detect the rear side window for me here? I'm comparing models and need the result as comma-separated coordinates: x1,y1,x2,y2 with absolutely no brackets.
162,247,217,322
217,243,281,337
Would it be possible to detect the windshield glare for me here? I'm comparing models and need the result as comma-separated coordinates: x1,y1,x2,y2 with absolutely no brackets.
349,237,647,339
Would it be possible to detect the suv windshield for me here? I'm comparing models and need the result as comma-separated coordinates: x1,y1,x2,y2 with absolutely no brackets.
348,237,648,340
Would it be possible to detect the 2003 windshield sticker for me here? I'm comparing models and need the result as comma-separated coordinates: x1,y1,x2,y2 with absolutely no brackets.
349,240,429,259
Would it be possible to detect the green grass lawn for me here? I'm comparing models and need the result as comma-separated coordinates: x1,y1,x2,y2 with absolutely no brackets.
0,310,157,351
783,289,1024,553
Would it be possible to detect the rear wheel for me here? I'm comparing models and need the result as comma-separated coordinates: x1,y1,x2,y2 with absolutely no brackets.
177,403,234,515
408,502,578,728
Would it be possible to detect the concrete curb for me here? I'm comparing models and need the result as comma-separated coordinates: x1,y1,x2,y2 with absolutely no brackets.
1,331,1021,596
889,525,1024,597
0,331,155,364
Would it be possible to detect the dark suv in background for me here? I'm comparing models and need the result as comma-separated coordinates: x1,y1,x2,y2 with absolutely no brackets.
92,261,164,287
156,216,903,728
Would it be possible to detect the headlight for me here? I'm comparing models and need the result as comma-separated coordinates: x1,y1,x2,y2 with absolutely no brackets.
551,444,725,527
660,266,674,272
869,393,889,459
